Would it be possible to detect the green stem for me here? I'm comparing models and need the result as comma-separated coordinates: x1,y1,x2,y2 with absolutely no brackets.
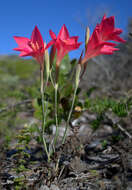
62,86,78,144
62,64,81,144
53,83,59,147
50,69,55,88
40,67,50,162
43,75,49,133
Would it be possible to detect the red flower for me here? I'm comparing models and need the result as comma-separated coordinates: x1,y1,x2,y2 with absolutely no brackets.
13,26,45,65
82,28,119,64
47,24,81,68
82,14,125,65
96,14,126,43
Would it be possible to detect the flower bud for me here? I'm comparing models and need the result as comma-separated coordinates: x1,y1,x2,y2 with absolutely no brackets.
45,47,50,79
75,64,81,88
85,27,90,52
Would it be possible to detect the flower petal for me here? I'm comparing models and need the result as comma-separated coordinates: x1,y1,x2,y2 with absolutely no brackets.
58,24,69,40
19,51,32,57
49,30,56,40
31,26,44,47
13,36,30,48
46,40,55,49
101,15,115,35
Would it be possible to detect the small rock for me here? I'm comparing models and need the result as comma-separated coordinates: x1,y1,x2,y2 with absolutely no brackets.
50,184,60,190
72,116,87,126
84,140,101,152
84,112,97,121
78,124,93,136
51,124,73,137
39,185,50,190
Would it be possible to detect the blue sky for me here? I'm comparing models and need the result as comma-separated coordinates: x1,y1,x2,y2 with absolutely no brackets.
0,0,132,59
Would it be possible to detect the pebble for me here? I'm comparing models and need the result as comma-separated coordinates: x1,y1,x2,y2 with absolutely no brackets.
50,184,60,190
39,185,49,190
38,184,60,190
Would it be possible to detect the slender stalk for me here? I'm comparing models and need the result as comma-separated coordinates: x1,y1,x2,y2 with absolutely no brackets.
43,75,49,133
62,86,78,144
52,59,61,147
50,69,55,88
53,83,59,147
43,48,50,135
62,64,81,144
40,65,50,162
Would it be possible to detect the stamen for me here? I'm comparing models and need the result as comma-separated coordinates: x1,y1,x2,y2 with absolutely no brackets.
28,41,39,51
35,42,40,50
28,41,36,51
28,41,43,54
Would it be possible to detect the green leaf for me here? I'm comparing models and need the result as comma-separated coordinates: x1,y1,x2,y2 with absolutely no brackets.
61,82,73,98
59,54,70,75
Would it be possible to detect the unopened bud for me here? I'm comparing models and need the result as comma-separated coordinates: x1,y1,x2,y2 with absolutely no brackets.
45,48,50,78
85,27,90,52
75,64,81,88
50,45,56,68
78,50,83,65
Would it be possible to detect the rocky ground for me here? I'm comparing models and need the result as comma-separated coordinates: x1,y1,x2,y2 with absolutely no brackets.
0,108,132,190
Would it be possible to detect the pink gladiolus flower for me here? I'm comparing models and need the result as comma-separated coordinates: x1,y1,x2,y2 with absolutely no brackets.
13,26,45,65
96,14,126,43
47,24,81,67
83,29,119,63
81,14,125,74
46,24,81,81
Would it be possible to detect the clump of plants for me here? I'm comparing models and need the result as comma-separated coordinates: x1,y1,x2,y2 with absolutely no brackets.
84,96,132,130
12,14,126,162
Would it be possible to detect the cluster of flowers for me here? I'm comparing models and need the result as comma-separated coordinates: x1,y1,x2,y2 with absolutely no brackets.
13,15,125,161
13,14,125,78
